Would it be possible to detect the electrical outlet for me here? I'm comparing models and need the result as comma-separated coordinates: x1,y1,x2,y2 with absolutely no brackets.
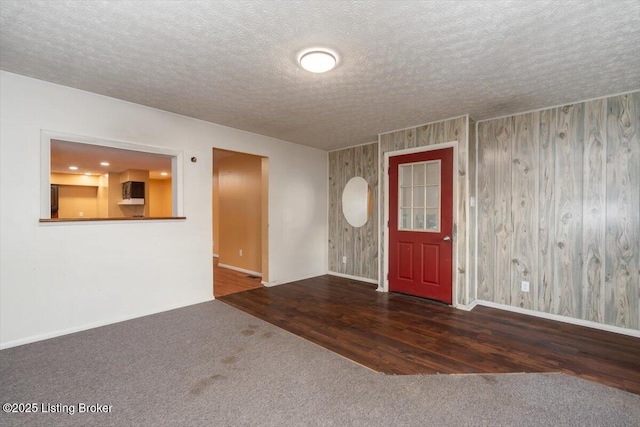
239,249,243,257
342,256,347,264
521,281,530,293
79,212,83,217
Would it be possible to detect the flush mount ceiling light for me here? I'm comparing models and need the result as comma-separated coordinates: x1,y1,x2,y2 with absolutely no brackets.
300,50,337,73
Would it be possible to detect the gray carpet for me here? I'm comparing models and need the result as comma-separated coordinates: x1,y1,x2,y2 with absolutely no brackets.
1,301,638,427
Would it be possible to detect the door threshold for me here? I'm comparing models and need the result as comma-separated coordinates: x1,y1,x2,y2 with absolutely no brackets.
389,291,451,307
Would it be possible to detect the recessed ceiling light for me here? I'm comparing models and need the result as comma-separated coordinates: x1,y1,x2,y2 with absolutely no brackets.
300,50,337,73
160,172,168,176
100,162,110,166
69,166,78,170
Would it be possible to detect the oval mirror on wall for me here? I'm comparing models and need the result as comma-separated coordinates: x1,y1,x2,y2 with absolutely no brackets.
342,176,372,228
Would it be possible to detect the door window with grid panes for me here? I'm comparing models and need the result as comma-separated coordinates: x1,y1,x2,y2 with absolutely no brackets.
399,160,441,232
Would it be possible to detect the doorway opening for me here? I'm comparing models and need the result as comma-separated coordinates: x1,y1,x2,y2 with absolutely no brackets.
212,148,269,298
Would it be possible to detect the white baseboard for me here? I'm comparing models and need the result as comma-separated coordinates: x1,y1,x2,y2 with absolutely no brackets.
265,272,327,287
262,281,279,287
328,271,379,285
0,296,215,350
455,300,479,311
217,263,262,277
473,300,640,338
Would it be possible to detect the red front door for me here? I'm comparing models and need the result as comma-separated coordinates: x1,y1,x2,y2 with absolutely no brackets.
389,148,453,304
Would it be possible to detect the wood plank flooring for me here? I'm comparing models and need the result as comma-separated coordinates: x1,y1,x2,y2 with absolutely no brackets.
213,259,262,298
220,275,640,394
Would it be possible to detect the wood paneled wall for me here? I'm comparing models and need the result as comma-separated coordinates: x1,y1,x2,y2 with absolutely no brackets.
379,116,472,305
468,118,477,300
477,92,639,330
328,143,378,280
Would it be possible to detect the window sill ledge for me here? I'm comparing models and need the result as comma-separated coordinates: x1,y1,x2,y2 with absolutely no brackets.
40,217,186,223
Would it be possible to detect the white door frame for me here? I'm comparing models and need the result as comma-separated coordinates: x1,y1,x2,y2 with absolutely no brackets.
381,141,459,306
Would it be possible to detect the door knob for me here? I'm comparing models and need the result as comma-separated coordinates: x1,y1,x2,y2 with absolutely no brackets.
443,236,451,241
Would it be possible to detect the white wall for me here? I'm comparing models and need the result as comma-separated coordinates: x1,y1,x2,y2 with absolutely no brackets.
0,71,328,348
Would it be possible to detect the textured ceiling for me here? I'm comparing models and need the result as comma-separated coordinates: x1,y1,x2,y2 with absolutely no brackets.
1,1,639,151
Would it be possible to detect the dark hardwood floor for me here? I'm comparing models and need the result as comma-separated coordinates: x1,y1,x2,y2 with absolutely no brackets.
220,275,640,394
213,258,263,298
